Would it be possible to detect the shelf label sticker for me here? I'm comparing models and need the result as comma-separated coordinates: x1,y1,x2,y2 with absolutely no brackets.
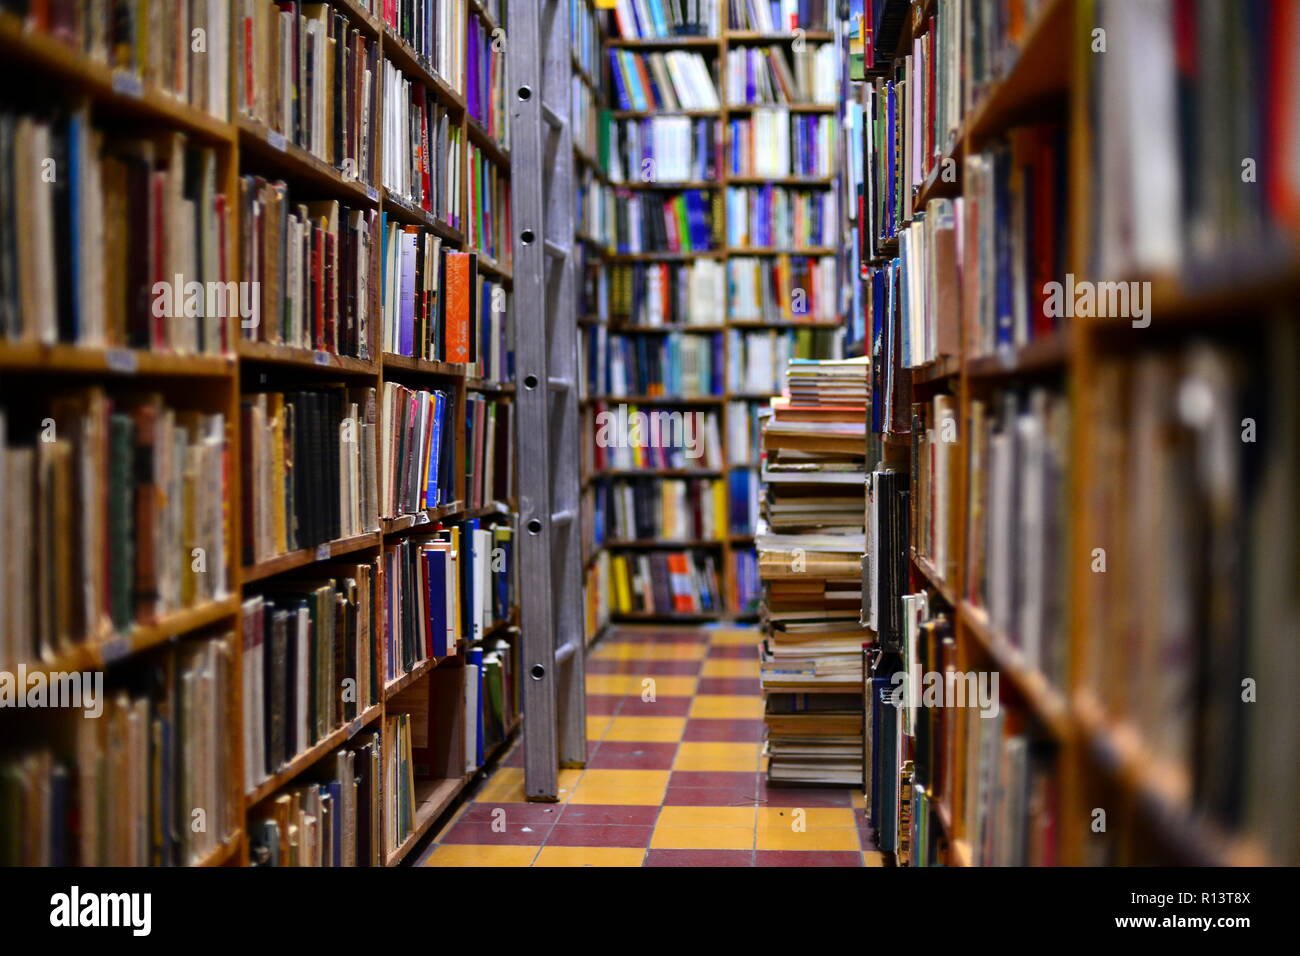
315,544,331,560
112,71,144,98
348,717,363,736
365,186,379,202
101,636,132,665
267,130,286,151
105,349,139,374
313,350,331,366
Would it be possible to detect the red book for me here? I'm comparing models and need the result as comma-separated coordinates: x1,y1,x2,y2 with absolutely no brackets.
444,252,473,364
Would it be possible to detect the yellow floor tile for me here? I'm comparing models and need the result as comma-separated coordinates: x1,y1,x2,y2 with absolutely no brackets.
650,826,755,850
756,807,858,829
577,769,672,790
586,674,699,696
700,658,760,678
595,643,707,661
688,695,764,719
569,784,667,805
533,846,646,867
754,826,861,852
476,767,582,804
850,789,867,809
586,715,613,742
673,742,762,772
863,851,887,867
656,805,756,828
709,629,761,646
424,844,539,867
603,716,688,742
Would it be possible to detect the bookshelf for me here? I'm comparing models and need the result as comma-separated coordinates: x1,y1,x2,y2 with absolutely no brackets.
0,0,522,867
577,0,851,623
852,0,1297,866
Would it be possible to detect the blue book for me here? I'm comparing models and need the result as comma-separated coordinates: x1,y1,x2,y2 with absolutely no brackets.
327,781,343,866
424,546,448,657
425,390,443,507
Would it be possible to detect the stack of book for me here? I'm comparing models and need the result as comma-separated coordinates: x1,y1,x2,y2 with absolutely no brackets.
608,49,720,112
724,43,837,106
757,356,870,785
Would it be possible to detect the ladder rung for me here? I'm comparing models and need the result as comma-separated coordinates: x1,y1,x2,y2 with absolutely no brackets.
543,239,570,260
540,102,564,130
548,376,572,391
554,640,578,664
550,508,575,525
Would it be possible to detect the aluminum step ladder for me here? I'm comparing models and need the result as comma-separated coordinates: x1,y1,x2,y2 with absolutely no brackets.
507,0,587,800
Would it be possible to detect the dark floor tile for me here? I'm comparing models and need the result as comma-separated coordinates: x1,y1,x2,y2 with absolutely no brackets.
682,718,766,742
585,694,626,715
587,659,702,675
618,695,693,716
586,741,679,770
669,770,760,789
558,804,662,826
545,824,655,848
693,677,763,696
662,786,759,807
706,644,757,659
755,850,863,867
438,819,552,845
643,849,754,867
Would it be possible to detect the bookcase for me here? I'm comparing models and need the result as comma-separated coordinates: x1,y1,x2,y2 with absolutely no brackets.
851,0,1297,866
0,0,521,866
578,0,853,625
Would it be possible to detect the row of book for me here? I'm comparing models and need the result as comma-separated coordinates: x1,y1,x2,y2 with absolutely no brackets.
1,115,230,353
382,0,465,92
572,0,603,83
599,476,728,541
382,60,462,227
240,181,377,359
383,519,516,681
727,254,838,323
585,402,725,471
725,185,838,250
607,260,726,327
465,143,512,266
609,549,722,615
909,394,959,587
594,331,726,397
585,549,611,640
610,188,721,254
892,198,960,368
757,357,871,785
729,0,835,32
965,387,1070,689
15,0,232,118
608,117,719,185
724,43,837,106
608,0,721,40
379,228,476,364
728,327,841,394
1,394,227,666
379,382,456,518
464,394,514,511
731,547,759,614
249,735,382,866
609,49,721,112
1090,0,1300,279
1082,330,1297,854
577,170,617,250
0,632,237,866
237,1,380,185
241,566,380,792
466,8,509,148
241,386,379,565
727,467,759,534
727,110,836,178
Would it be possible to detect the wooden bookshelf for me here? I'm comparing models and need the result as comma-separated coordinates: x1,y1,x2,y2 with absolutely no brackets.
872,0,1298,867
0,0,522,868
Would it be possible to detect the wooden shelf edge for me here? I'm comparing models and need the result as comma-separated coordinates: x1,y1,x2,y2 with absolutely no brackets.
242,531,383,584
245,703,384,807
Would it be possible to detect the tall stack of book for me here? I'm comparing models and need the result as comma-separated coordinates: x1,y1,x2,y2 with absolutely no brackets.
756,356,870,785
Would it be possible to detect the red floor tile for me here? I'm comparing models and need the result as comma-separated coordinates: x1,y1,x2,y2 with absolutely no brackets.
586,741,679,769
681,719,766,743
558,804,662,826
662,786,759,807
668,770,759,789
439,819,552,845
755,782,854,808
584,694,626,715
706,644,757,659
617,695,693,716
695,677,762,695
455,802,565,825
755,850,863,867
545,824,655,848
644,849,754,867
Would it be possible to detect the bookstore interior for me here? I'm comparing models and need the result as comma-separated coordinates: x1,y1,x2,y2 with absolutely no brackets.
0,0,1296,888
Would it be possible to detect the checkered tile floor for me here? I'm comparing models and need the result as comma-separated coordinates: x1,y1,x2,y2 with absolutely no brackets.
420,625,886,867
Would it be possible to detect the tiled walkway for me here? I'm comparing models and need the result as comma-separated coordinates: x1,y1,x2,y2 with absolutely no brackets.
420,625,885,866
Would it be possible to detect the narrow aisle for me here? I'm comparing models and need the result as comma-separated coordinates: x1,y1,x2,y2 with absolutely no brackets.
422,625,886,866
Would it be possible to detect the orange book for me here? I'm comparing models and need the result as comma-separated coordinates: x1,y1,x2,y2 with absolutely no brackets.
444,251,474,364
666,553,695,613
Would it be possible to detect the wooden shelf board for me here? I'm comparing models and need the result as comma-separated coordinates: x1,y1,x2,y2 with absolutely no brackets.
192,833,243,868
606,37,722,49
0,342,234,377
910,550,957,607
606,250,725,261
381,27,467,113
600,468,724,477
725,102,836,113
238,340,378,375
964,332,1070,378
959,601,1070,740
236,117,379,205
730,246,837,256
385,776,467,866
608,324,727,333
381,501,466,535
467,115,511,169
242,531,383,584
246,703,383,806
384,655,448,701
724,30,835,43
381,352,469,378
909,354,960,385
605,539,726,549
475,254,514,283
381,189,465,243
